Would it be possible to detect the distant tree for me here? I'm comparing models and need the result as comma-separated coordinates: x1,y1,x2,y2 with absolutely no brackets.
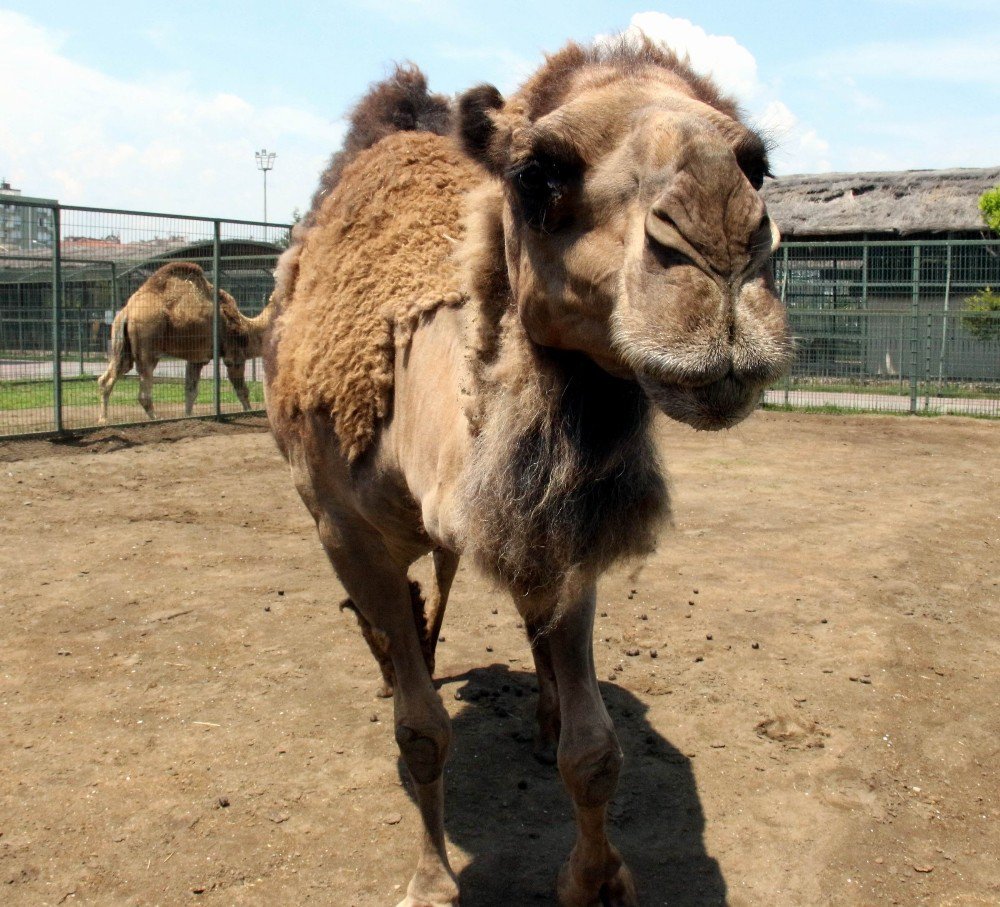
979,186,1000,235
961,188,1000,342
962,287,1000,343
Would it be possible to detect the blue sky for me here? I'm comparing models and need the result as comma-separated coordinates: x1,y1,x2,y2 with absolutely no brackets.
1,1,997,222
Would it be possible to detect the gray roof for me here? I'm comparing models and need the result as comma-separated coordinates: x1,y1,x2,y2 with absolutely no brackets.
762,167,1000,237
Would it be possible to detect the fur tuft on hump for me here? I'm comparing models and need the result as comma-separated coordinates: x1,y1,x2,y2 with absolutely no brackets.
304,65,452,228
145,261,212,295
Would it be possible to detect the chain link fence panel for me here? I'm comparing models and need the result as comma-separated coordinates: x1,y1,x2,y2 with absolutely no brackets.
1,198,291,437
766,239,1000,417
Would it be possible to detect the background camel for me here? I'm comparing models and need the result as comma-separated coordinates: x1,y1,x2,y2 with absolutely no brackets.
97,261,272,424
266,39,789,907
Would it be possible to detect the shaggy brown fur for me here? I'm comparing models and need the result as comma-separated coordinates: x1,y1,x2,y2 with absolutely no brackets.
462,332,669,601
267,131,478,461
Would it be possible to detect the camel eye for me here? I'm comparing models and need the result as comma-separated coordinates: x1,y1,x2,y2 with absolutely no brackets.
509,156,575,232
517,160,548,194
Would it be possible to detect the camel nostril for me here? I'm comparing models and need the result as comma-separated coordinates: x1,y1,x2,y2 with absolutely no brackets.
644,209,704,273
644,208,686,255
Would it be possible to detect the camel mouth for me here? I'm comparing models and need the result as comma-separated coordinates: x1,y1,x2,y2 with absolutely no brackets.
637,370,764,431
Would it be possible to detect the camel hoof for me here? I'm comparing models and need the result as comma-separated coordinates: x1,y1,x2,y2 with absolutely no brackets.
394,897,459,907
533,737,558,766
395,874,460,907
376,682,394,699
557,860,637,907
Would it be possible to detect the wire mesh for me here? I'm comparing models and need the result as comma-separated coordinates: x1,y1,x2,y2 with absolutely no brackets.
0,199,291,437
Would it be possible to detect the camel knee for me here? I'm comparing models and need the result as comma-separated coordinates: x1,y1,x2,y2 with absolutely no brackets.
559,733,623,808
396,719,450,785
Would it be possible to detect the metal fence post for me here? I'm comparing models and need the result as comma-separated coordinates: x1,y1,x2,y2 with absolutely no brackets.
780,245,790,405
212,220,222,420
923,314,933,411
909,244,921,413
52,204,63,433
937,241,952,393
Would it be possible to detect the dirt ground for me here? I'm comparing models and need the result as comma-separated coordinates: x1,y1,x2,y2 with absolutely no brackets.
1,412,997,906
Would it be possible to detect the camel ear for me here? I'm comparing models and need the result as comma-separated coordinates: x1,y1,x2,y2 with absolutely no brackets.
457,84,505,175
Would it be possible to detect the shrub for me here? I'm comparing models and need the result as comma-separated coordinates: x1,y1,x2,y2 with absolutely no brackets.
962,286,1000,343
980,187,1000,235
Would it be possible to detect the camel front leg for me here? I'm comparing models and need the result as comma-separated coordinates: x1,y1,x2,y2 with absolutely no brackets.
185,361,206,416
546,577,638,907
313,515,459,907
225,359,252,411
525,615,561,765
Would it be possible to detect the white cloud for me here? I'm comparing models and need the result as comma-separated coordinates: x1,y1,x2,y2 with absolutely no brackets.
612,13,832,174
623,12,762,102
0,10,344,221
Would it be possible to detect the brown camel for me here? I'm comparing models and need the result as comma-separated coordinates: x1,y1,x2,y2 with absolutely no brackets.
97,261,273,424
265,39,790,907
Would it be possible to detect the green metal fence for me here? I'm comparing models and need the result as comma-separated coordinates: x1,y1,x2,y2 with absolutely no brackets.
0,198,291,437
766,239,999,417
1,200,998,439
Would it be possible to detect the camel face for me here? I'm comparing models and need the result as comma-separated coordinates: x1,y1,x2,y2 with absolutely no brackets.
464,74,790,430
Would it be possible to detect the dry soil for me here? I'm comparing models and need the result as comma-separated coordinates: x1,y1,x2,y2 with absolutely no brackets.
1,412,997,906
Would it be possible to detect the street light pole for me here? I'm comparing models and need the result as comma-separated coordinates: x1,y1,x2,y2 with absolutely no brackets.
254,148,276,222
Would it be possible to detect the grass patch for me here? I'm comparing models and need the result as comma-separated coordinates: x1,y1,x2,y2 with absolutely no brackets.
0,374,264,412
762,403,996,420
770,379,996,399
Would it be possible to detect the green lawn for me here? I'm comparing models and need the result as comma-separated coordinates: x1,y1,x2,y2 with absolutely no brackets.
774,378,996,399
762,402,997,420
0,374,264,412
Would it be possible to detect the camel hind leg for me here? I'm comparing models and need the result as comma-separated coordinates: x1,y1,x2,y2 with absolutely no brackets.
525,614,561,765
425,547,459,675
341,581,430,698
135,357,158,420
97,314,134,425
184,361,207,416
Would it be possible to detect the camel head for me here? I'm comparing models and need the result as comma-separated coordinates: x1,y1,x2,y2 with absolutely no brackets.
457,41,791,430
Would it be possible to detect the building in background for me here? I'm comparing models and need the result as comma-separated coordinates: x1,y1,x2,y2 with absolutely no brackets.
0,182,57,251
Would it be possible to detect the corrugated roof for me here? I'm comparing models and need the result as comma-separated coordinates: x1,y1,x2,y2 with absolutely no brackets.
762,167,1000,237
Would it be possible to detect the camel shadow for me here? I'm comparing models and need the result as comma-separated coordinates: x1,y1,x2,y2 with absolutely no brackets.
399,664,727,906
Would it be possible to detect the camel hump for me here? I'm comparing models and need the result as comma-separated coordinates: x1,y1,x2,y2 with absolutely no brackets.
306,64,452,223
145,261,212,295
